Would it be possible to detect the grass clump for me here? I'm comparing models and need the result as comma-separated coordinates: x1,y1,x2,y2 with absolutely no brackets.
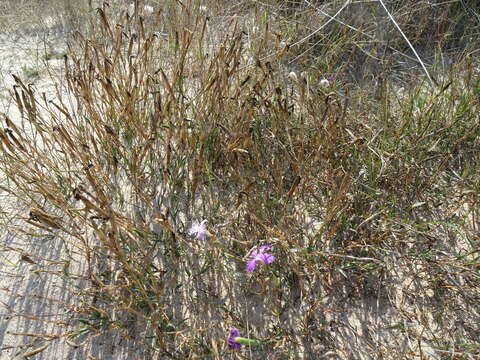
0,0,479,359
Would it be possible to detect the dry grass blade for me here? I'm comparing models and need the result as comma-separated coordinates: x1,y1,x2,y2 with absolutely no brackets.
17,344,49,359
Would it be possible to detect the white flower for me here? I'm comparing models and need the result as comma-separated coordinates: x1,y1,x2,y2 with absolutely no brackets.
320,79,330,88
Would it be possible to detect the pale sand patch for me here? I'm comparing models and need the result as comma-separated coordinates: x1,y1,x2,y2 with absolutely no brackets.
0,29,150,359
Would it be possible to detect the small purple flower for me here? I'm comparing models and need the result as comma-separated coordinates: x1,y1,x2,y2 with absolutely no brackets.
188,219,207,240
227,327,242,350
246,244,275,273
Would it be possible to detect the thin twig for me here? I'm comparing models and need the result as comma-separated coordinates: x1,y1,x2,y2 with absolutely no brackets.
328,253,382,263
378,0,436,86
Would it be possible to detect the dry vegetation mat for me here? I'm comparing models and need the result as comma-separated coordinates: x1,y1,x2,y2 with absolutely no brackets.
0,0,479,359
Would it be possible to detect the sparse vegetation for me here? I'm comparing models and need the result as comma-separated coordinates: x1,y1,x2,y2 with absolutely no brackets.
0,1,479,359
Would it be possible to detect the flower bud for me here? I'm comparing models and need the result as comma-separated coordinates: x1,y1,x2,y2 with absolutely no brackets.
288,72,298,82
235,337,263,346
320,79,330,88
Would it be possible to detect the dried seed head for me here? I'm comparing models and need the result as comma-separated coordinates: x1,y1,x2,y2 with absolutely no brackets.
288,72,298,82
320,79,330,88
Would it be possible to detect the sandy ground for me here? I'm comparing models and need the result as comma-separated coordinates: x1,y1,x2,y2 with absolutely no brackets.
0,9,479,360
0,29,150,359
0,31,83,360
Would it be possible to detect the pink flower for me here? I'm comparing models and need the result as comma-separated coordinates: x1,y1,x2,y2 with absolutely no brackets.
246,245,275,273
227,327,263,349
188,219,207,240
227,327,241,350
